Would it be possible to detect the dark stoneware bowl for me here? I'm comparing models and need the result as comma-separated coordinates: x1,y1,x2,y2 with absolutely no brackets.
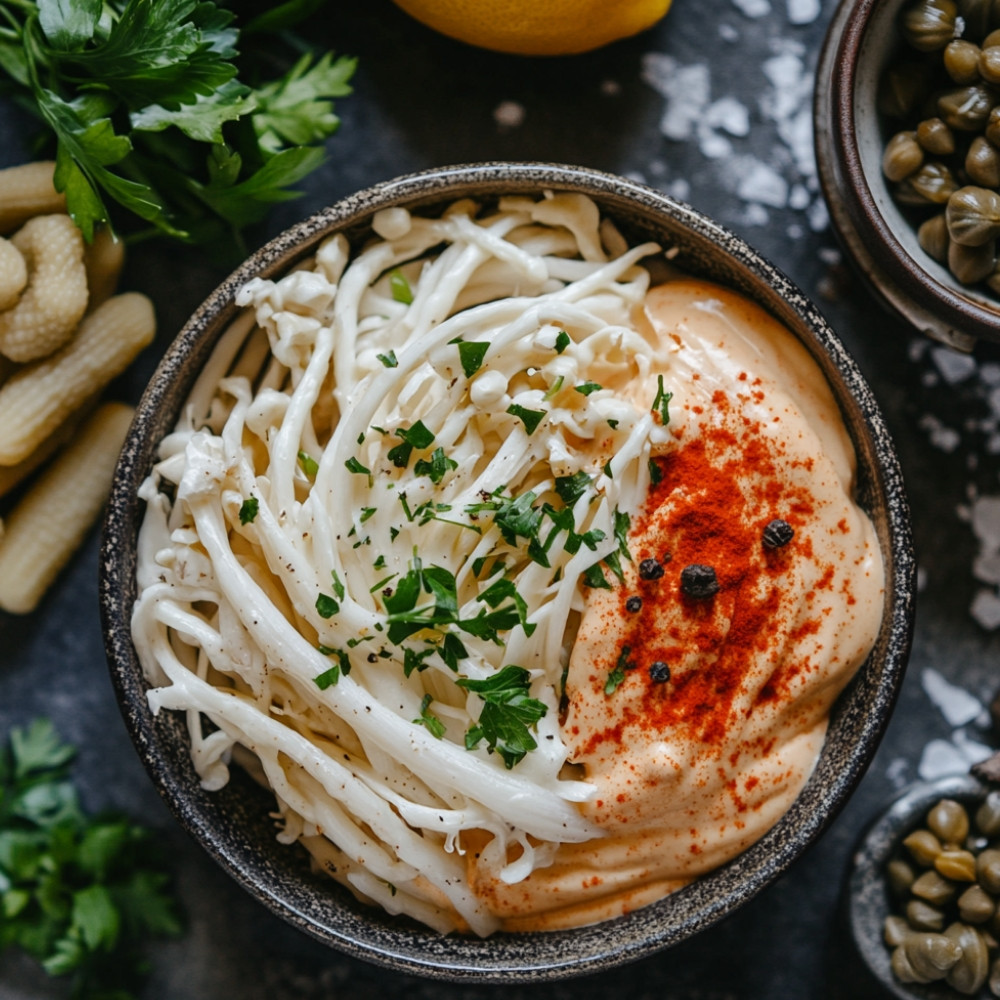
816,0,1000,351
99,162,916,982
849,774,992,999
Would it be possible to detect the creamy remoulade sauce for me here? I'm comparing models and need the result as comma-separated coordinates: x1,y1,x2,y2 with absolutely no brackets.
464,279,884,932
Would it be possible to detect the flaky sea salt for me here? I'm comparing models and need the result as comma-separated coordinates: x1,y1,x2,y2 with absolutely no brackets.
731,0,771,16
735,156,789,208
922,668,984,727
931,346,978,384
787,0,821,24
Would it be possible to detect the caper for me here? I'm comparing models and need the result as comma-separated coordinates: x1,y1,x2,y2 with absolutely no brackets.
880,61,932,118
928,799,972,844
984,45,1000,83
946,39,984,83
949,238,997,282
904,161,960,203
917,115,956,153
903,0,960,51
986,27,1000,47
908,898,948,930
975,790,1000,836
914,868,960,903
967,134,1000,185
886,914,912,946
978,848,1000,893
905,828,945,866
948,186,1000,245
986,106,1000,145
889,856,919,895
937,849,979,881
883,130,925,181
938,85,996,130
959,883,997,923
892,944,933,983
945,921,991,994
919,213,951,261
906,929,965,981
990,953,1000,998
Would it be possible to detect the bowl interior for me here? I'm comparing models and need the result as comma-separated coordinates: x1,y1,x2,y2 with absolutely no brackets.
99,162,916,982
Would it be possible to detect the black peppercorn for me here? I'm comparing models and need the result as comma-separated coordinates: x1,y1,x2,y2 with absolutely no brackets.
625,596,642,612
649,661,671,683
680,564,719,599
763,518,795,549
638,558,664,580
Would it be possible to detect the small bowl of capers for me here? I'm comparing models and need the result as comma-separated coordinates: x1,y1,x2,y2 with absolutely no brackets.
816,0,1000,351
849,773,1000,998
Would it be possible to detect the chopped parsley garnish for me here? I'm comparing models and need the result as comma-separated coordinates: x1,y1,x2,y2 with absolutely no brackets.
554,471,593,505
413,694,446,738
652,374,673,425
544,374,564,400
298,450,319,476
554,330,571,354
345,456,370,476
315,593,340,618
614,509,632,561
389,269,413,304
604,645,638,695
575,381,602,395
414,447,458,484
360,506,377,523
313,663,341,689
458,665,548,769
0,719,182,997
457,339,489,378
387,421,435,468
238,496,259,524
330,570,346,601
376,350,398,368
648,457,663,486
506,404,546,435
582,563,612,590
373,554,387,570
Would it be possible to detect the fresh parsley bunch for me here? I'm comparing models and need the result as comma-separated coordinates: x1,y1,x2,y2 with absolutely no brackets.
0,718,182,999
0,0,355,253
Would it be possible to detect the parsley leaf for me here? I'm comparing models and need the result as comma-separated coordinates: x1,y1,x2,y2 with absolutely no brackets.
554,330,571,353
413,694,446,739
376,349,398,368
414,446,458,484
1,0,355,254
0,719,182,997
507,404,546,435
652,374,673,425
456,339,489,378
298,450,319,476
387,421,435,469
553,471,592,506
457,666,548,769
575,381,602,395
238,496,259,524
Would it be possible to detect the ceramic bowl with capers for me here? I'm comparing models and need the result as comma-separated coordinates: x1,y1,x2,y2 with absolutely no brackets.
816,0,1000,352
850,774,1000,999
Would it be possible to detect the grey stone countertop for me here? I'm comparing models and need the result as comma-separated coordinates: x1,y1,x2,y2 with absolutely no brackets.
2,1,997,997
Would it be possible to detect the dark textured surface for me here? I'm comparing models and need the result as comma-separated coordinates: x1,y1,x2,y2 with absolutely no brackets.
2,1,998,997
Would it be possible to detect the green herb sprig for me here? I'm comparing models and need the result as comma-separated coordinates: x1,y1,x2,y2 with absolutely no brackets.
0,0,355,254
0,718,182,999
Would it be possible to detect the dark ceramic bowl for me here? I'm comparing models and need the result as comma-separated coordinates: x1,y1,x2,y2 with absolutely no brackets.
816,0,1000,351
99,162,916,982
849,774,994,999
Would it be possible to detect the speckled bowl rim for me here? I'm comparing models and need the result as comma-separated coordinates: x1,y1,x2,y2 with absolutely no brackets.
99,161,916,982
849,774,990,1000
816,0,1000,350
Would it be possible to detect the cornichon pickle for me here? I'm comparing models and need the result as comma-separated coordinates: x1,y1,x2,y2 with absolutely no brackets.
903,0,960,51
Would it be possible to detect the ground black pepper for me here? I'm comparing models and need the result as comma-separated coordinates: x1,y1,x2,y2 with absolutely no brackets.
763,518,794,549
638,558,664,580
625,596,642,612
649,661,671,683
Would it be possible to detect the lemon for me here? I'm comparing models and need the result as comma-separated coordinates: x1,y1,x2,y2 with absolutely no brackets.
390,0,673,56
